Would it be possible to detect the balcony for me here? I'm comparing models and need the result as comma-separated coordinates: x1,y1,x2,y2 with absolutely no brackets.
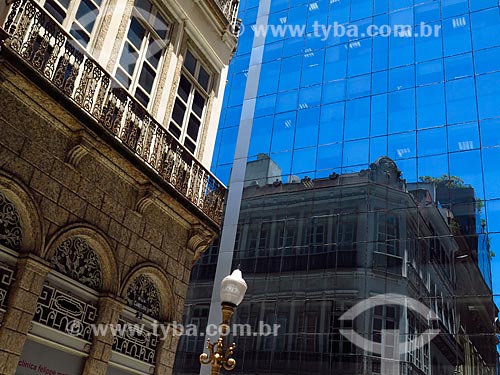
213,0,240,28
1,0,226,226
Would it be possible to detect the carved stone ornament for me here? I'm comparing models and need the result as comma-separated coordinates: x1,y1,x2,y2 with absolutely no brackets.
126,275,160,319
51,237,103,290
368,156,403,186
0,191,22,251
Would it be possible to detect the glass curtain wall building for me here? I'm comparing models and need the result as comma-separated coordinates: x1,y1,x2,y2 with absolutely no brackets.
174,0,500,374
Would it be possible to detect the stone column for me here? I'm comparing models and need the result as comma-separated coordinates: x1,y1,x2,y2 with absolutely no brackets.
81,296,124,375
154,322,182,375
0,255,51,375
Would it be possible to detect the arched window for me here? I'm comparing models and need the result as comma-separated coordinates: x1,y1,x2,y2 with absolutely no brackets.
126,274,160,320
51,237,103,291
0,191,23,251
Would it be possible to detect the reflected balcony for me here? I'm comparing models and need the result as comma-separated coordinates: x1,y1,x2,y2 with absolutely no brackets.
0,0,226,226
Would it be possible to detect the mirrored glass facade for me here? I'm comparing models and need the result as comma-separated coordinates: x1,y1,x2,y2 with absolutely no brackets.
174,1,500,374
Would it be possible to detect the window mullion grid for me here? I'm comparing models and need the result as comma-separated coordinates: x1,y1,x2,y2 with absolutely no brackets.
178,84,196,143
131,29,151,98
64,0,82,30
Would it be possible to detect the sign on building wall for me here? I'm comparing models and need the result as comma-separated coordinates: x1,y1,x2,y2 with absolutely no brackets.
16,340,84,375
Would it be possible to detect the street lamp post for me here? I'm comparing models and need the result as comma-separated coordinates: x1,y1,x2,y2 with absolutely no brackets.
200,269,247,375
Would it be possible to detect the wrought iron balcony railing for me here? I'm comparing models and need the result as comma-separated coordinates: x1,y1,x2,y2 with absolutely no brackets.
213,0,240,29
2,0,226,225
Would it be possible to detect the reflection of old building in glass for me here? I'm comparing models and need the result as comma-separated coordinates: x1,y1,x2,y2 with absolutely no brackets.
175,157,498,375
0,0,237,374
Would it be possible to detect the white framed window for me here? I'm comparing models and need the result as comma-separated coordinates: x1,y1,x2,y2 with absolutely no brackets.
115,0,170,108
169,50,211,154
41,0,102,48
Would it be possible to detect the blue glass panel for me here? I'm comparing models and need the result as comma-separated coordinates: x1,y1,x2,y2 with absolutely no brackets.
278,55,302,91
271,112,296,152
319,102,345,145
291,147,317,175
374,0,389,15
444,53,473,80
449,150,484,199
415,1,441,24
442,0,468,18
345,97,370,140
322,80,346,104
372,35,389,71
483,148,500,199
417,154,449,180
447,122,480,153
223,105,243,129
301,49,325,87
347,74,371,99
299,85,322,108
395,157,417,182
276,90,299,113
442,14,471,56
389,65,415,91
480,118,500,148
347,39,372,77
389,0,412,12
474,47,500,75
486,200,500,232
217,126,239,164
317,143,343,171
282,35,305,57
388,131,416,160
418,127,447,156
477,72,500,119
258,60,281,96
214,164,232,185
471,8,500,50
416,59,444,86
227,73,247,106
470,0,497,12
415,21,443,62
231,54,251,74
295,107,320,148
389,34,414,68
370,136,388,162
343,139,370,167
328,0,349,25
416,83,446,129
262,41,284,63
269,0,289,13
350,0,372,21
372,70,388,95
254,94,277,118
445,78,478,124
324,45,348,82
388,89,416,133
371,94,388,136
249,116,273,157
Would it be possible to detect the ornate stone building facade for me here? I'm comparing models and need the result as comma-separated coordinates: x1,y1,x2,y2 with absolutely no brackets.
0,0,237,374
